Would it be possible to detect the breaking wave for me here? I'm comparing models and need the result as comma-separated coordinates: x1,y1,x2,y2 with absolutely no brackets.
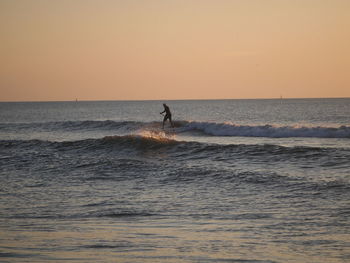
179,121,350,138
1,120,350,138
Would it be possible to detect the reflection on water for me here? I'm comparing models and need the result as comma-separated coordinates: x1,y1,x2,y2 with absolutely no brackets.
1,217,348,263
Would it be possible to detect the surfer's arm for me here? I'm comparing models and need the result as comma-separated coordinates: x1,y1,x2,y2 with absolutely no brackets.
160,110,165,114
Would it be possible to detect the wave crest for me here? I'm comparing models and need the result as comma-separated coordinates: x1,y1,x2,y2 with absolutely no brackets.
2,120,350,138
180,121,350,138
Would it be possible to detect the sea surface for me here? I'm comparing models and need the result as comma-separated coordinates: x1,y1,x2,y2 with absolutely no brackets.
0,98,349,263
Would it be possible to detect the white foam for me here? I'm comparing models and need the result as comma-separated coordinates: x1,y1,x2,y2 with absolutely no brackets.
180,121,350,138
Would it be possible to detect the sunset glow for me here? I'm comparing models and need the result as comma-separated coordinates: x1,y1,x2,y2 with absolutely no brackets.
1,0,349,101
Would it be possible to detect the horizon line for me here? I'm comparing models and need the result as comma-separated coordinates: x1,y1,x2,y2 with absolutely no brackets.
1,96,350,103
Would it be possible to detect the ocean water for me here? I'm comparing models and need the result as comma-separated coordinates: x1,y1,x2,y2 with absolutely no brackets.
0,98,349,263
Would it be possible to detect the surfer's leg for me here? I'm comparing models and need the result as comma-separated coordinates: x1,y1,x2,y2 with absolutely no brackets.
169,116,174,128
162,115,167,129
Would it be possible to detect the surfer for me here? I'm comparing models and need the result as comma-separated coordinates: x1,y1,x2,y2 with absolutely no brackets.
160,103,174,129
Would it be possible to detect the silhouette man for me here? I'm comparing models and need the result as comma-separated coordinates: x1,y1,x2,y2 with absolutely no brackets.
160,103,174,129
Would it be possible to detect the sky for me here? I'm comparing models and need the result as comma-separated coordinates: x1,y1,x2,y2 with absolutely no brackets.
1,0,349,101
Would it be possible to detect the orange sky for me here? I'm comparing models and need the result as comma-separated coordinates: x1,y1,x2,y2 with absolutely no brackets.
1,0,349,101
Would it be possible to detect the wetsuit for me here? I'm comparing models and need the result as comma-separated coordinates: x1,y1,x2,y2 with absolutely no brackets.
162,105,172,122
161,104,174,128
